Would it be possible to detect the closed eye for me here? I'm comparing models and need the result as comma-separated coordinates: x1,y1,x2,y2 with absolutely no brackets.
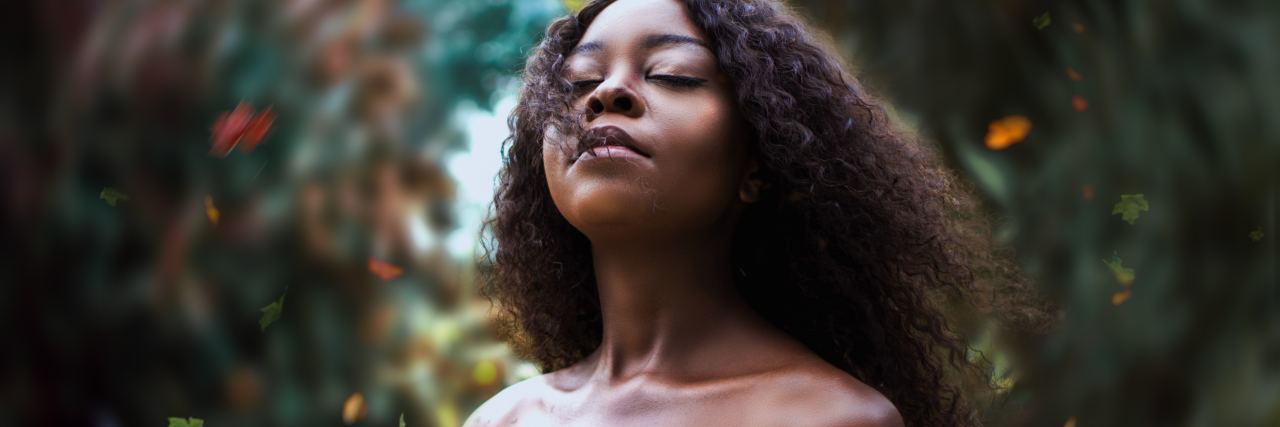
572,80,602,92
648,74,706,88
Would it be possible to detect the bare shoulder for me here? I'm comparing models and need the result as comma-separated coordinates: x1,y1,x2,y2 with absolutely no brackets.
461,373,549,427
759,361,904,427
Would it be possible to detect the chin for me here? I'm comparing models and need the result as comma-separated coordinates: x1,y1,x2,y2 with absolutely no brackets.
558,185,662,238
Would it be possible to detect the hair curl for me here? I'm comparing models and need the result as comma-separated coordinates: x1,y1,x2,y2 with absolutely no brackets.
480,1,1052,425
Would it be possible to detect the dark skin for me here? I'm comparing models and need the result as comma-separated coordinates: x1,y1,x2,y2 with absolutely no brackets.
465,1,904,426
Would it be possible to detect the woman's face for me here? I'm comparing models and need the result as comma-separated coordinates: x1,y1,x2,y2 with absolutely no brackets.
543,0,757,242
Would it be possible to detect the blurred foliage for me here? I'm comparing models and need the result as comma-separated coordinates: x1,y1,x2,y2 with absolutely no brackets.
3,0,560,426
789,0,1279,424
1,0,1276,426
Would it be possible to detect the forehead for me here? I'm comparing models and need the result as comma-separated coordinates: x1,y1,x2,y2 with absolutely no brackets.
576,0,703,51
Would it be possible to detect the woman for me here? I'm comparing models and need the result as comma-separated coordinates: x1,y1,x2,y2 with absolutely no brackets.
467,0,1048,425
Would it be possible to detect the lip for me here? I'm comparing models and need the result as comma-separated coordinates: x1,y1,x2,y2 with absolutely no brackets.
574,125,651,163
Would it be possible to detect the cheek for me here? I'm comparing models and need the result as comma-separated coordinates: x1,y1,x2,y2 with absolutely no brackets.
651,99,746,215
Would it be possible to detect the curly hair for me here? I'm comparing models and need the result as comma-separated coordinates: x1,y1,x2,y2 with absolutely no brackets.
480,0,1052,425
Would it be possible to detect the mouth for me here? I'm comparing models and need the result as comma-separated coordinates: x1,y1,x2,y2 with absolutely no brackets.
574,125,650,162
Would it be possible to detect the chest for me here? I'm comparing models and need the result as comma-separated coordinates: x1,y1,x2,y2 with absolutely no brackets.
501,381,783,427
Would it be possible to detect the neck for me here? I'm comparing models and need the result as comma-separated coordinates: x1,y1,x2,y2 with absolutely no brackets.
584,234,760,384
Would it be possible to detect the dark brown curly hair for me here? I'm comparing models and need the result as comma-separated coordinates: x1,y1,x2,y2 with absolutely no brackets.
480,0,1052,425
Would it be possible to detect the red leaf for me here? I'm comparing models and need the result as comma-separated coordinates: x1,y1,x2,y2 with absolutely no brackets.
210,102,274,157
240,106,275,153
369,258,403,281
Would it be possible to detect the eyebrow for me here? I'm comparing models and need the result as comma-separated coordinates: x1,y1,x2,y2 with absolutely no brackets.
570,33,710,56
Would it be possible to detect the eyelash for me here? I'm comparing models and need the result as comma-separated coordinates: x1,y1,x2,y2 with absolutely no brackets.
570,75,707,92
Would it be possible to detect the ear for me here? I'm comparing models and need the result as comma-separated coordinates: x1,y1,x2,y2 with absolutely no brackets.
738,158,767,203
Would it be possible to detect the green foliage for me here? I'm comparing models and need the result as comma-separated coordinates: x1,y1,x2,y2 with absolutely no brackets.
1111,194,1149,225
1249,227,1264,241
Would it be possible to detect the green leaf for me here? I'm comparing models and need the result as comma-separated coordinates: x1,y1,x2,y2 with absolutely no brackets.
1249,227,1264,242
1102,252,1135,286
168,417,202,427
1032,12,1052,30
99,187,129,207
1111,194,1149,225
400,413,406,427
259,292,286,332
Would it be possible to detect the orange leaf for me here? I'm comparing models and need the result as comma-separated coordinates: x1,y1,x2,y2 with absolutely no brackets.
342,392,367,425
369,258,403,281
985,115,1032,150
1072,96,1089,112
1111,289,1132,305
1082,185,1094,201
1064,416,1078,427
1065,68,1082,81
1072,22,1085,33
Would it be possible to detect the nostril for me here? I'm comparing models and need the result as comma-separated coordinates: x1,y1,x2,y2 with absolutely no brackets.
614,97,632,111
589,98,604,114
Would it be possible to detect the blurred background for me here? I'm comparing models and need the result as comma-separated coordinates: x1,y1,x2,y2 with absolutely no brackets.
1,0,1275,426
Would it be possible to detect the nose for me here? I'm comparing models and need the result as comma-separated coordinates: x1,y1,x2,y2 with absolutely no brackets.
587,79,645,119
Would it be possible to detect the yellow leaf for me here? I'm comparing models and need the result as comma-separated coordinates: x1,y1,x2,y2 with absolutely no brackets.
473,359,499,386
984,115,1032,150
563,0,586,13
205,196,220,225
436,402,459,427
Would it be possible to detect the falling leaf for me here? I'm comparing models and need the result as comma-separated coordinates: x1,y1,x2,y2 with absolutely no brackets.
167,417,204,427
1032,12,1051,30
435,403,459,427
400,413,406,427
240,106,275,153
473,359,499,386
100,187,129,206
1081,185,1094,201
563,0,586,13
1065,68,1083,81
1064,416,1078,427
1072,96,1089,112
1111,194,1149,225
984,115,1032,150
369,258,404,281
342,392,368,425
1249,227,1264,241
1102,253,1135,287
1072,22,1085,33
205,196,220,226
259,292,286,332
210,102,275,157
1111,289,1132,305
